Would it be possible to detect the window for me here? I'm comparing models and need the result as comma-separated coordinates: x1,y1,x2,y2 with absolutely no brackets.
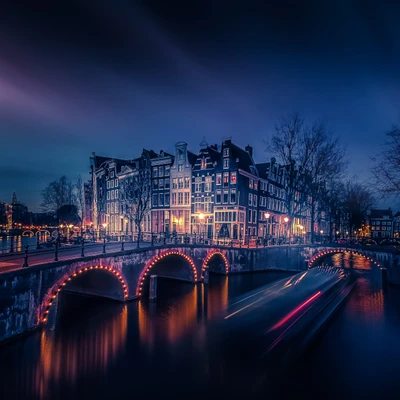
107,191,110,200
185,176,190,188
111,190,115,200
201,158,206,169
195,177,202,192
107,203,110,213
159,193,164,206
231,172,237,184
223,190,228,203
153,194,158,206
184,192,190,204
153,167,158,178
153,180,158,190
223,159,229,169
115,189,118,199
159,166,164,177
253,210,256,224
111,180,114,188
216,173,222,185
205,197,212,213
178,150,183,160
248,193,252,206
178,177,184,189
205,176,212,192
110,171,114,178
172,178,178,189
172,193,177,205
253,195,257,206
165,178,170,189
248,209,252,223
249,179,253,189
165,165,170,176
107,181,110,189
230,189,236,203
165,193,170,205
223,172,229,187
223,148,229,157
254,181,258,190
178,164,183,172
159,179,164,189
178,193,183,205
111,202,114,213
115,179,118,187
216,190,221,203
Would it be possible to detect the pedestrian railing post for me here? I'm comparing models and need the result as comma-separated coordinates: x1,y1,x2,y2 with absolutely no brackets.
54,242,59,261
121,241,125,251
103,238,106,254
81,240,85,257
22,245,29,268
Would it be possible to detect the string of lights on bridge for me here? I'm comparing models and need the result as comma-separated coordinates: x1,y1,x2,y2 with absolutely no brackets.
41,266,128,323
308,248,382,269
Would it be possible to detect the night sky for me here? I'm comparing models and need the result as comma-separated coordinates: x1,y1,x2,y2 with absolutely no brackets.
1,0,399,211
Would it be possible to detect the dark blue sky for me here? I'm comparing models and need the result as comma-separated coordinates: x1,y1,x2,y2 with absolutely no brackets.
1,0,399,211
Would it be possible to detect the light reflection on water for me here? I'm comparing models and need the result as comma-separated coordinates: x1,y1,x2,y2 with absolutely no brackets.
1,261,400,399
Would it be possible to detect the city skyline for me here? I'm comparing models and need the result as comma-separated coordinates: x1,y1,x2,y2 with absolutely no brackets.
1,0,400,211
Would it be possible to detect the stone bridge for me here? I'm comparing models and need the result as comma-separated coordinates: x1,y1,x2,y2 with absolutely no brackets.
1,243,399,343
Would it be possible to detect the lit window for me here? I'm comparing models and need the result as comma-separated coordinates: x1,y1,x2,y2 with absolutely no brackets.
201,158,206,169
249,179,253,189
223,172,229,187
230,172,237,184
216,173,222,185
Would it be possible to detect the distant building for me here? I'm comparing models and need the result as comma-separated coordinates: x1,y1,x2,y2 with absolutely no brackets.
370,208,393,239
191,139,220,239
170,142,196,234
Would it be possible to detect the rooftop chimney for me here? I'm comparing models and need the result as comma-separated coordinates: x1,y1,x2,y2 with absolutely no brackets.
245,145,253,158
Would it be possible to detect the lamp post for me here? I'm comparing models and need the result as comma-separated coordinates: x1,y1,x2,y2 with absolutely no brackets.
320,229,324,243
199,213,204,241
284,217,289,243
299,225,304,243
264,212,270,246
102,223,107,239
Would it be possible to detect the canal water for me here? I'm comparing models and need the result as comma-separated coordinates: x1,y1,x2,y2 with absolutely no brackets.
0,234,51,253
1,257,400,399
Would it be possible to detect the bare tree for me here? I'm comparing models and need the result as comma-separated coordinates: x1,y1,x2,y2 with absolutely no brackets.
75,175,85,236
132,152,152,248
41,176,75,215
371,125,400,198
342,181,376,234
267,113,308,233
267,113,346,242
303,121,347,242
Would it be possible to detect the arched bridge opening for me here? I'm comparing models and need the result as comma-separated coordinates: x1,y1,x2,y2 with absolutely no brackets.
40,266,128,324
309,249,383,271
136,251,198,297
202,251,229,277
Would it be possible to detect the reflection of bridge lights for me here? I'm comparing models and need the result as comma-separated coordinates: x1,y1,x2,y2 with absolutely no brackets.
137,251,198,297
41,266,128,323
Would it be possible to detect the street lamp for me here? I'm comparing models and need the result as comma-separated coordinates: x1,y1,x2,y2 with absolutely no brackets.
299,225,304,244
199,213,204,240
264,212,270,245
284,217,289,243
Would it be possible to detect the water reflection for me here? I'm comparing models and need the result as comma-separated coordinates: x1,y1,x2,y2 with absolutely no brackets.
30,300,127,400
325,252,373,270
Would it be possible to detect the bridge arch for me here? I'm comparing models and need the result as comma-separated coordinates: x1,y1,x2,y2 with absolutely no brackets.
308,248,383,269
39,265,129,324
22,230,34,237
202,251,229,277
136,251,198,297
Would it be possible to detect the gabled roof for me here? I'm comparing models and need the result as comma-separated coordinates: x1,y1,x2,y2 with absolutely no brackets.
225,141,258,176
370,209,393,219
187,151,198,167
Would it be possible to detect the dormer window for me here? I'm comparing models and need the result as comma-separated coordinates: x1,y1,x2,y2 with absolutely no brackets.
201,158,206,169
178,150,183,160
223,148,229,157
223,159,229,169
